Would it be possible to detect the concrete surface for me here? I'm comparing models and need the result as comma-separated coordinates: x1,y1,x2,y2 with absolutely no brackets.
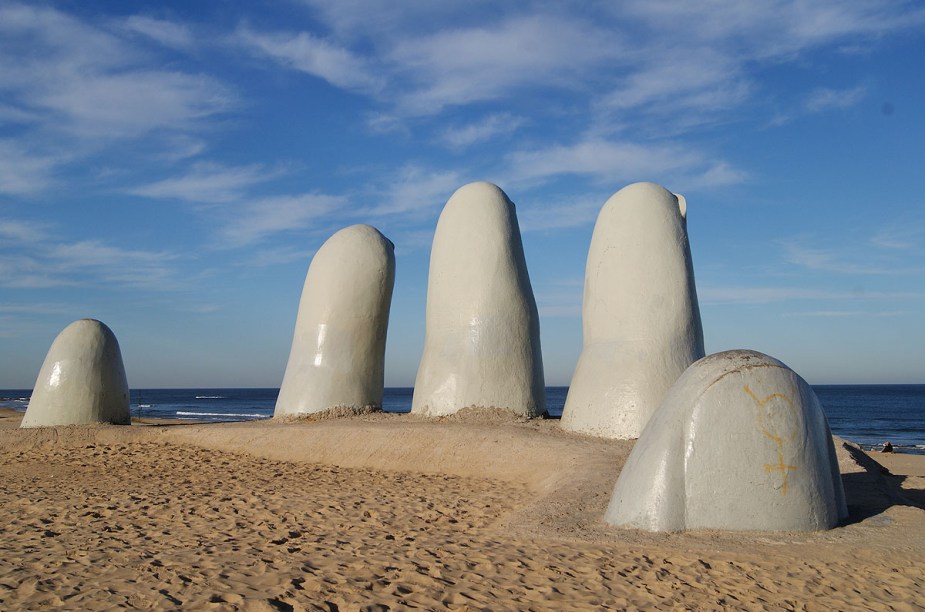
21,319,130,428
605,350,849,531
561,182,704,438
275,224,395,417
412,182,545,417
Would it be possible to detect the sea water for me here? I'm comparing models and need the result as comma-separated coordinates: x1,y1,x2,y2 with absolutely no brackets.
1,385,922,455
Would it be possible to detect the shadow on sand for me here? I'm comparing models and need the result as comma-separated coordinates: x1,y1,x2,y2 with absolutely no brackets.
840,443,925,524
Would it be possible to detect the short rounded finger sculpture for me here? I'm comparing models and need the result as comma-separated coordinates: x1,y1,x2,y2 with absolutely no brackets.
606,350,848,532
21,319,131,428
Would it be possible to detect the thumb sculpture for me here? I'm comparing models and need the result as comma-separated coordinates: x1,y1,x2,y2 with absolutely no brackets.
274,224,395,418
411,181,546,417
561,182,704,438
21,319,130,428
606,350,848,532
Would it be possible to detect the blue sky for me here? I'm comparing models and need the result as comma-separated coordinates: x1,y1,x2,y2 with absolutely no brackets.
2,1,924,389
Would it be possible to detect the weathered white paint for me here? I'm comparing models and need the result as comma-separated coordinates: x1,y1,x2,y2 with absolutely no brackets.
21,319,130,428
412,182,546,417
606,350,848,532
561,182,704,438
274,224,395,417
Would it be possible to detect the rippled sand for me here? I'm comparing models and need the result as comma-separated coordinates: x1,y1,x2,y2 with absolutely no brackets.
1,409,923,609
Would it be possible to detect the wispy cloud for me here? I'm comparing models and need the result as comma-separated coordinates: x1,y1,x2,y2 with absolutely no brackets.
235,25,383,93
217,194,343,248
0,254,69,289
699,286,846,305
505,138,745,189
782,310,909,318
534,277,584,318
0,219,49,243
439,113,526,149
130,162,348,249
804,86,867,113
245,246,317,268
119,15,195,50
0,237,181,290
597,46,750,127
781,240,919,275
35,71,234,140
0,2,234,146
507,139,694,184
271,1,925,132
0,141,59,195
386,14,623,115
49,240,175,269
130,162,278,203
0,302,70,315
364,166,464,217
517,196,603,233
699,285,925,305
47,241,180,288
870,222,925,251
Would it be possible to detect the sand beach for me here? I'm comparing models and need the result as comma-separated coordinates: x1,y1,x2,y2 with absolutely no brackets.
1,407,923,610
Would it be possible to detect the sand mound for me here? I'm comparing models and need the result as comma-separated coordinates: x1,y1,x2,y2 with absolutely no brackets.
273,405,382,423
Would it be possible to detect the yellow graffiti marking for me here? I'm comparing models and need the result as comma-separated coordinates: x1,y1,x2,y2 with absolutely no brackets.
744,385,798,495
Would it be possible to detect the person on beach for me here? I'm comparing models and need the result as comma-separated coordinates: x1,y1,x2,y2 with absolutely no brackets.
881,441,894,453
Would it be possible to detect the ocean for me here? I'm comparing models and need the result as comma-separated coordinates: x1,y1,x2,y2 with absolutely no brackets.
1,385,922,455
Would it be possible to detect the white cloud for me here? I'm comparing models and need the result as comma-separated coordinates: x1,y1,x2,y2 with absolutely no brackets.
507,140,686,184
34,70,234,140
699,285,925,304
235,25,382,93
600,47,746,115
534,277,584,318
365,166,463,217
47,241,179,288
49,241,176,269
781,241,913,275
0,3,234,140
388,14,623,114
870,223,925,251
159,135,208,162
227,1,925,149
385,227,438,254
120,15,194,50
130,163,347,248
517,196,603,233
595,1,924,131
700,286,851,304
246,246,317,268
0,141,59,195
218,194,343,247
0,254,69,288
782,310,909,318
298,0,484,40
0,238,181,290
684,162,750,189
804,86,867,113
440,113,526,149
130,163,277,204
0,219,49,243
0,302,69,315
618,1,925,57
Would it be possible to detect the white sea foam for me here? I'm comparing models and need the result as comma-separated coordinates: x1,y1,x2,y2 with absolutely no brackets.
176,411,266,418
195,396,224,399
